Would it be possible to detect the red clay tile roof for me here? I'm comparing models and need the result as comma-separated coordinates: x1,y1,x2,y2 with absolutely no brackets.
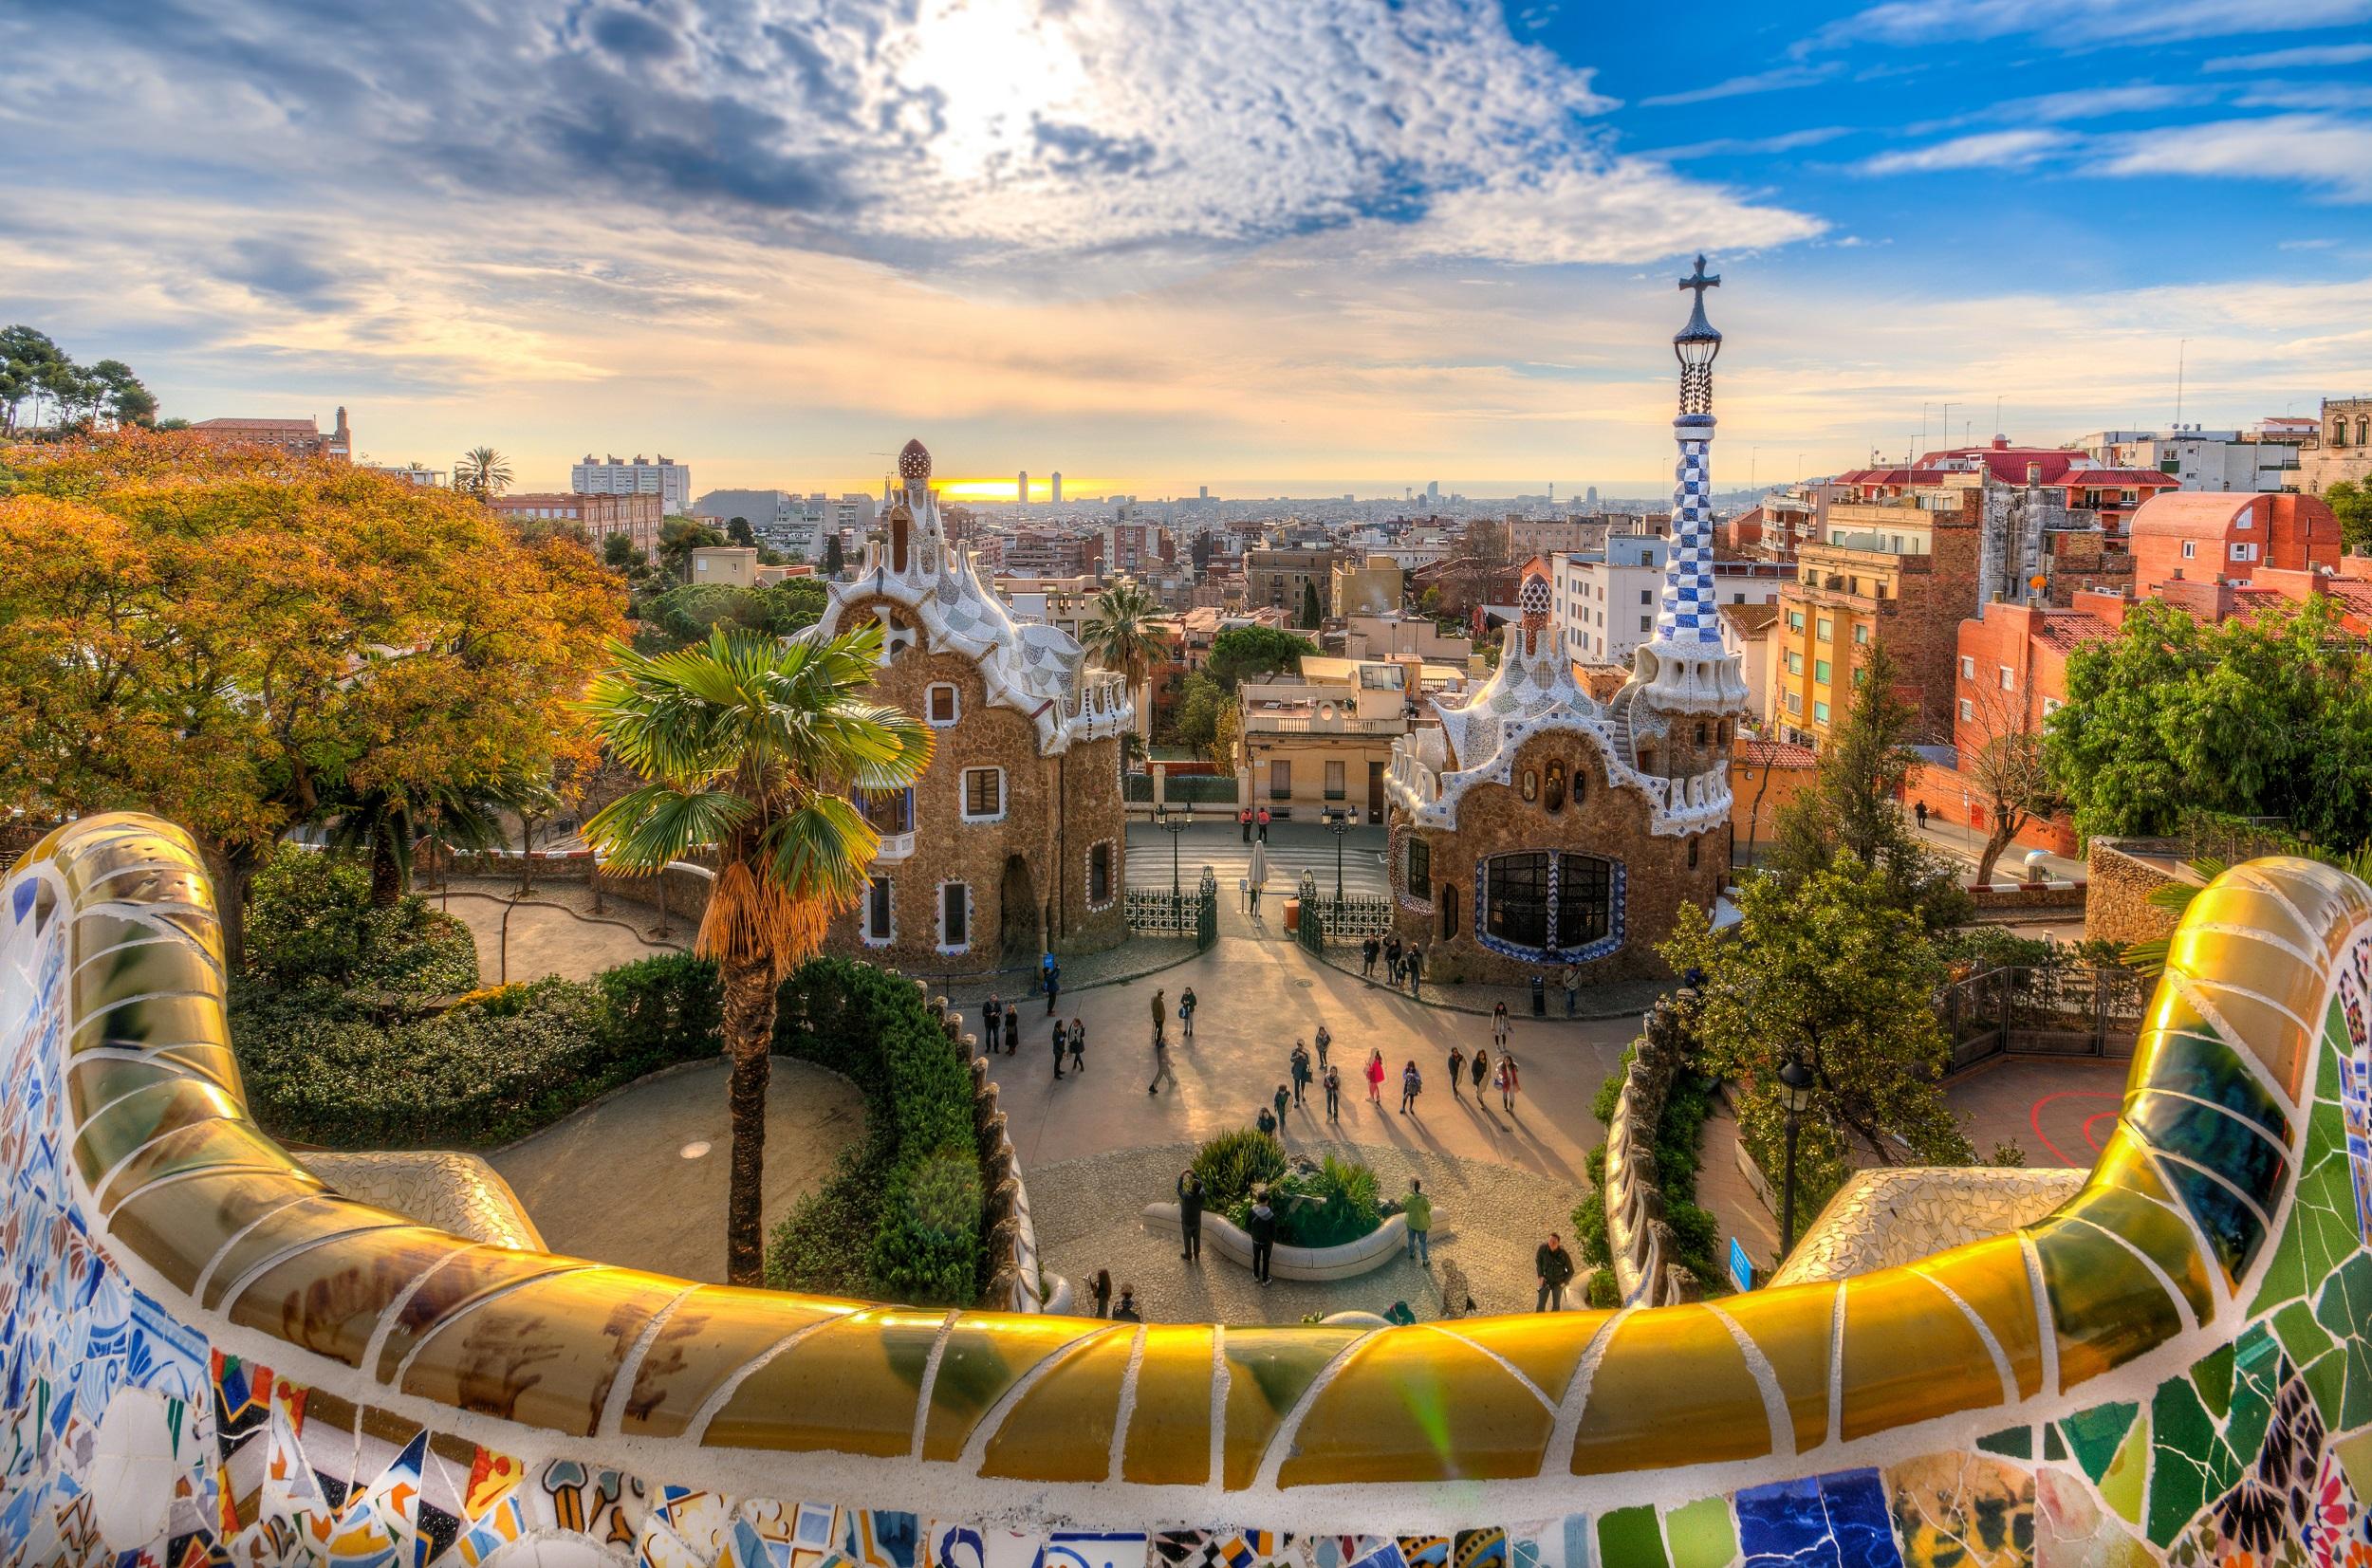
1720,601,1780,636
190,417,318,432
2032,612,2116,653
1734,739,1817,768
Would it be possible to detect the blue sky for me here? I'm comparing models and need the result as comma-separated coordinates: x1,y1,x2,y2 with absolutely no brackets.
1,0,2364,495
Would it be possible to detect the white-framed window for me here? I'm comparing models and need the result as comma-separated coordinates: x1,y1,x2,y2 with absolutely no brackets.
936,880,972,953
926,683,960,726
2231,541,2256,563
2043,696,2063,715
862,875,895,946
1959,697,1974,721
960,766,1006,822
1087,840,1115,908
1959,655,1975,679
2234,511,2253,529
2182,540,2197,560
1999,666,2015,691
1854,624,1869,645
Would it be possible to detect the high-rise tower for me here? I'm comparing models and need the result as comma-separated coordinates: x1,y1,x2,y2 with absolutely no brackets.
1017,470,1029,506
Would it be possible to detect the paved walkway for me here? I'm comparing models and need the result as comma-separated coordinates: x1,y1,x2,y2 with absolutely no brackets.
433,877,685,986
1127,820,1390,900
489,1059,864,1283
1906,816,2086,887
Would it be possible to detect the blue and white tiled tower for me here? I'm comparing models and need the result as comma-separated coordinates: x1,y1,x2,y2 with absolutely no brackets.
1621,256,1751,721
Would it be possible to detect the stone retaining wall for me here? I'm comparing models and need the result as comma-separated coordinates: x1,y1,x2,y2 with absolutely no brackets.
1600,995,1704,1307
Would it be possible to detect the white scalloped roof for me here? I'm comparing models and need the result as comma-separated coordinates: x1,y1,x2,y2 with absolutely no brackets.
1434,620,1606,777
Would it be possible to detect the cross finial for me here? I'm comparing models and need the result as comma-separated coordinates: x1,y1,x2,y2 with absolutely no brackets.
1679,254,1720,299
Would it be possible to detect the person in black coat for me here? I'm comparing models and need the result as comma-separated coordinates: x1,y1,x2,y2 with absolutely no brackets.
982,994,1002,1048
1002,1008,1019,1056
1535,1232,1576,1311
1177,1169,1204,1261
1247,1188,1277,1285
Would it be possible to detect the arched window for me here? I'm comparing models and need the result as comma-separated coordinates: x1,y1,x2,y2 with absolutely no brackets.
2338,421,2352,449
2360,416,2369,447
1716,720,1732,746
1440,882,1459,940
1483,853,1613,952
1639,747,1657,776
1687,836,1699,869
1695,721,1709,746
1522,768,1539,802
1545,760,1566,813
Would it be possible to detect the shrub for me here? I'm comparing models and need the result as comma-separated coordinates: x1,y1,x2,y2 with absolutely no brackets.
1584,1268,1621,1309
245,845,477,997
597,953,723,1062
767,957,985,1305
1571,1185,1612,1270
1190,1128,1288,1213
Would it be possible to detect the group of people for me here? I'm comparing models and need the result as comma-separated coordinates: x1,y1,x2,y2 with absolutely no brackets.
1236,806,1272,841
1145,985,1197,1094
1084,1269,1142,1320
1359,934,1427,995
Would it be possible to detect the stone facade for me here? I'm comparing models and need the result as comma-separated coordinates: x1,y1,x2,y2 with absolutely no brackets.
816,439,1132,974
2085,838,2196,947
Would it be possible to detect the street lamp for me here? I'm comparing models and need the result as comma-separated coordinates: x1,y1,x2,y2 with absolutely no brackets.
1153,801,1193,906
1776,1052,1817,1259
1320,806,1356,902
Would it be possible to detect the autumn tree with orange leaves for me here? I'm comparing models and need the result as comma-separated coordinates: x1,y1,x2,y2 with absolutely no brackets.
0,430,624,968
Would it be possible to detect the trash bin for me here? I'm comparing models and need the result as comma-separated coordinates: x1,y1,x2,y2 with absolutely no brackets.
1530,972,1547,1016
1283,898,1301,933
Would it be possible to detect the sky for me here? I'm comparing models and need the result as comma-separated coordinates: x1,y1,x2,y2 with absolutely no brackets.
2,0,2367,498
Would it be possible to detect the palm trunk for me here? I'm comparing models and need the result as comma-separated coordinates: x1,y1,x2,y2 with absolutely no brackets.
720,955,778,1286
369,832,404,908
198,836,260,977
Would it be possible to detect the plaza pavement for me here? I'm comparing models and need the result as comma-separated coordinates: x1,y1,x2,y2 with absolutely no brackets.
436,876,685,986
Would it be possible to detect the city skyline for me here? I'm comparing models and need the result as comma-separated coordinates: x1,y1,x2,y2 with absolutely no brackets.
4,0,2366,492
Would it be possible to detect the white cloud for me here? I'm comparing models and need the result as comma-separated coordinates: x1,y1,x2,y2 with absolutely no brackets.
1858,129,2073,174
2088,114,2372,200
1638,63,1842,107
1815,0,2372,48
2203,43,2372,70
1644,128,1855,160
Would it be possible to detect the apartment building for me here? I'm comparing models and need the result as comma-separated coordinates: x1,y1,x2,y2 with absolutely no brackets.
1244,547,1341,617
490,491,663,561
1329,558,1404,618
1233,656,1413,821
1549,542,1787,668
2129,491,2342,595
573,453,691,515
189,407,352,461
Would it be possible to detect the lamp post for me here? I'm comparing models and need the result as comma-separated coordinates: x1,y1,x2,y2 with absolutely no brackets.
1320,805,1355,902
1777,1052,1816,1259
1153,801,1193,910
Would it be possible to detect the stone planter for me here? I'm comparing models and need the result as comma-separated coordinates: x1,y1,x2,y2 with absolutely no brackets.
1141,1202,1409,1282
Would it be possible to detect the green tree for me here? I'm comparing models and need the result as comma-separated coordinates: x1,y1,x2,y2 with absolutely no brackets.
2047,595,2372,847
658,515,727,581
1661,856,1973,1220
602,531,640,570
320,768,535,907
2325,481,2372,557
1299,581,1323,628
1766,643,1967,927
823,534,845,577
582,625,934,1285
454,446,512,498
760,577,828,637
727,515,757,547
1205,625,1316,691
86,360,157,427
1082,581,1166,737
1172,670,1226,751
1960,680,2060,888
0,326,66,434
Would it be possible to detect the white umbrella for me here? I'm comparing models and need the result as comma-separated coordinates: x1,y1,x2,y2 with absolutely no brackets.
1248,841,1269,889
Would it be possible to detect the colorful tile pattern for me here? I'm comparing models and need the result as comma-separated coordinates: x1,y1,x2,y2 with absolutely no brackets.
0,817,2368,1568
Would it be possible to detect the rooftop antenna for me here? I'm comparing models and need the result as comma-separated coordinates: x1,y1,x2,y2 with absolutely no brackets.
1993,395,2003,440
2174,339,2190,429
1938,402,1955,452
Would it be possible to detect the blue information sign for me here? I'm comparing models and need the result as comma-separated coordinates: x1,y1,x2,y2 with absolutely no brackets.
1729,1235,1754,1293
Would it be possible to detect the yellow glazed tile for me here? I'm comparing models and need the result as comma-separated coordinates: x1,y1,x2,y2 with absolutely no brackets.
1918,1236,2046,1401
1120,1324,1216,1487
68,993,228,1058
703,1306,946,1456
1839,1269,2007,1441
980,1324,1138,1483
107,1168,324,1295
620,1286,860,1441
72,1077,244,1190
1220,1326,1365,1490
97,1117,290,1214
200,1194,414,1311
1570,1305,1770,1475
2061,1185,2217,1321
372,1245,588,1383
918,1314,1110,1463
225,1226,481,1368
2031,1216,2184,1391
1721,1282,1840,1452
1278,1324,1553,1486
1435,1312,1612,1408
398,1265,687,1436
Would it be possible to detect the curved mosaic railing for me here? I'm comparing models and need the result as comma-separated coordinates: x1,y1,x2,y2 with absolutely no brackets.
5,812,2371,1567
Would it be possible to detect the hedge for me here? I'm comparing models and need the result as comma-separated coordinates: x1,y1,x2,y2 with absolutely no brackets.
245,844,479,996
767,956,983,1306
230,953,723,1150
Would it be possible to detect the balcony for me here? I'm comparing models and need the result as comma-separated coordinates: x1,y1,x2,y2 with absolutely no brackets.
1240,706,1408,736
857,788,916,861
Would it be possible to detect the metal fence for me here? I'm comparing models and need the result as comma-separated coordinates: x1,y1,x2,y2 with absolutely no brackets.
1124,771,1239,807
1126,867,1219,951
1293,872,1395,947
1942,964,2148,1072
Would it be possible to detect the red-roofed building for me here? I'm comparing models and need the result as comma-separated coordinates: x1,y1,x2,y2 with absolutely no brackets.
2128,491,2341,596
1731,736,1818,856
1837,438,2180,533
188,408,352,462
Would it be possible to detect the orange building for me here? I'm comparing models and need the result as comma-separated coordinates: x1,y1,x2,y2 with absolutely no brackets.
2128,491,2341,596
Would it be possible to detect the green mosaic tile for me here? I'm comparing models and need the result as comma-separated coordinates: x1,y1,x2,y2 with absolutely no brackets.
2101,1412,2149,1526
2191,1344,2234,1418
2143,1028,2293,1145
2303,1346,2348,1429
2043,1425,2067,1463
2061,1401,2139,1484
2224,1324,2286,1469
1599,1505,1668,1568
2270,1300,2334,1365
2343,1335,2372,1431
1662,1497,1734,1568
2147,1374,2242,1547
1976,1426,2032,1460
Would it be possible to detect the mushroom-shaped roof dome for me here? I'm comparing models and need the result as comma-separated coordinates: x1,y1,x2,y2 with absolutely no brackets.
898,438,932,485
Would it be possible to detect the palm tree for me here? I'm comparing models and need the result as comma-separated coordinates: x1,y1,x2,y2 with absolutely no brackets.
455,446,513,498
581,624,932,1284
1082,581,1165,742
320,770,538,907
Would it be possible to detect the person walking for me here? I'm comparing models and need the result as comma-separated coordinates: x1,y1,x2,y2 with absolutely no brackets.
1240,805,1253,843
1002,1006,1020,1057
982,993,1002,1049
1361,936,1380,977
1407,945,1424,999
1176,1169,1204,1261
1255,806,1270,841
1256,1102,1278,1136
1067,1017,1085,1074
1313,1024,1332,1072
1147,1031,1177,1096
1150,987,1167,1046
1092,1268,1113,1319
1915,799,1929,831
1178,986,1197,1042
1447,1044,1466,1099
1323,1062,1341,1119
1492,1001,1510,1050
1248,1188,1277,1285
1498,1052,1520,1113
1272,1082,1290,1127
1289,1042,1313,1108
1111,1284,1142,1321
1561,962,1580,1019
1535,1233,1575,1311
1402,1178,1433,1265
1050,1019,1068,1081
1399,1059,1421,1116
1470,1044,1490,1100
1045,964,1061,1017
1364,1048,1386,1106
1383,935,1402,980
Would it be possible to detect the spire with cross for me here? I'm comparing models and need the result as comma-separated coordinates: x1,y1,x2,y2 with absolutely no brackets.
1645,254,1732,659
